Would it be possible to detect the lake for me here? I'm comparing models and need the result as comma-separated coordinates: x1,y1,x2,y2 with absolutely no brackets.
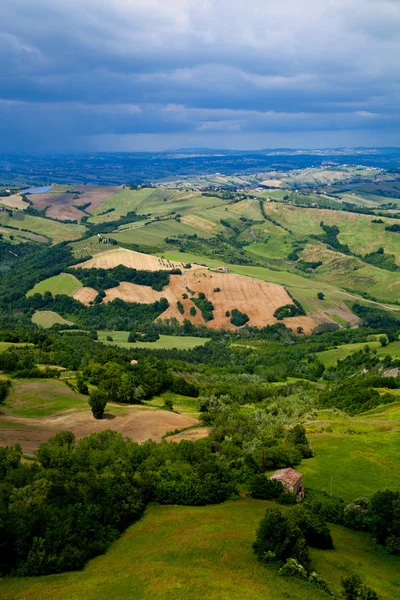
21,185,54,194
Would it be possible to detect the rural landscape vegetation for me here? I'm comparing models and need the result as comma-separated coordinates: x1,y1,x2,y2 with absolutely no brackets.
0,155,400,599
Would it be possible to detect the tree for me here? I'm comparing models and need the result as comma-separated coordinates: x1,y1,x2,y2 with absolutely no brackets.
253,508,309,567
341,575,379,600
317,292,325,300
88,389,107,419
379,335,387,347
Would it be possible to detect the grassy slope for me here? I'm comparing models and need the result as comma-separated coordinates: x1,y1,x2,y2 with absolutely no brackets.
27,273,82,297
302,402,400,500
1,500,399,600
97,331,208,350
0,212,86,243
4,379,88,418
263,203,400,260
317,339,400,367
90,187,154,222
31,311,74,328
112,219,212,246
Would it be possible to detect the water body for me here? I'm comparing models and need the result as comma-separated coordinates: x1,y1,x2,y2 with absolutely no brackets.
21,185,54,194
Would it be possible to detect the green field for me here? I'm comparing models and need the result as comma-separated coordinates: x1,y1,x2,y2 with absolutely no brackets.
3,379,89,418
32,311,74,328
0,342,34,351
112,218,212,247
0,211,86,243
316,339,400,367
1,500,399,600
97,331,208,350
302,402,400,500
27,273,82,297
90,187,155,223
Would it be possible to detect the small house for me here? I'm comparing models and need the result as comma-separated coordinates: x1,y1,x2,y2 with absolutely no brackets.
270,468,304,500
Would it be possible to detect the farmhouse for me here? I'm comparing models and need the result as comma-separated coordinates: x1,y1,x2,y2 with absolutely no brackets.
270,468,304,500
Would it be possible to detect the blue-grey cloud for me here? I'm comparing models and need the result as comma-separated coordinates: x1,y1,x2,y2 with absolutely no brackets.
0,0,399,151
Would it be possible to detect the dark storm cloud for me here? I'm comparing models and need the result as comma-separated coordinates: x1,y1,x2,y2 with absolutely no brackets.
0,0,399,150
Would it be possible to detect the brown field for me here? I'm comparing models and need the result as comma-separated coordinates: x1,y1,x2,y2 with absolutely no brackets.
104,282,163,304
75,248,190,271
27,186,121,222
102,264,316,331
0,406,199,454
73,286,98,305
260,179,282,187
160,268,296,330
0,193,29,210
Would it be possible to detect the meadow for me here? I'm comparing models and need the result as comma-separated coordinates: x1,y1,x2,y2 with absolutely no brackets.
0,211,86,243
1,500,399,600
302,402,400,500
97,331,208,350
112,218,212,247
31,310,74,328
27,273,82,297
3,379,88,418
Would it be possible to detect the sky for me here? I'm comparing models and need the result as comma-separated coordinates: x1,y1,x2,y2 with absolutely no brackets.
0,0,400,152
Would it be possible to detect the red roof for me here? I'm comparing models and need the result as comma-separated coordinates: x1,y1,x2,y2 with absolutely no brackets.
270,468,302,486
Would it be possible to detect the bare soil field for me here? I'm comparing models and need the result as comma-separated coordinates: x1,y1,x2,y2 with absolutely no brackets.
73,286,98,305
159,268,296,330
0,406,199,454
100,259,319,332
75,248,189,271
27,186,121,222
104,282,164,304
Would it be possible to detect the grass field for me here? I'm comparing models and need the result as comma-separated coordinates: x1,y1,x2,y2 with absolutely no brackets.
97,331,208,350
316,339,400,367
1,499,399,600
4,379,89,418
0,342,34,350
32,311,74,328
112,218,212,247
90,187,154,223
0,211,86,243
302,402,400,500
27,273,82,297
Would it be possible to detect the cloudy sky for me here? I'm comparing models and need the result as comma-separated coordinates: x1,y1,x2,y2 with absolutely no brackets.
1,0,399,151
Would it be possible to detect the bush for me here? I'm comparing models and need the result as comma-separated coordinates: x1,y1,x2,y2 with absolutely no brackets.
279,557,308,579
249,475,283,499
88,389,108,419
230,308,249,327
253,508,309,567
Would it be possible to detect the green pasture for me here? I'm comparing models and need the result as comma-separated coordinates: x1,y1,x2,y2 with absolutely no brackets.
97,331,208,350
0,211,86,243
137,189,226,218
3,379,89,418
263,203,400,261
0,342,34,351
316,339,400,367
27,273,82,297
145,391,200,417
317,341,381,367
90,187,154,223
1,499,399,600
302,403,400,500
0,226,47,244
111,218,212,247
69,235,116,258
32,311,74,328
